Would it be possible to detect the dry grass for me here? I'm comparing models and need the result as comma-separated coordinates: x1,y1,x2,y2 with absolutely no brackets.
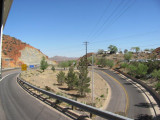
20,67,109,108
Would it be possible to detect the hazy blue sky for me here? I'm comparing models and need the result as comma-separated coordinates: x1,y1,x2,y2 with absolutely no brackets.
3,0,160,57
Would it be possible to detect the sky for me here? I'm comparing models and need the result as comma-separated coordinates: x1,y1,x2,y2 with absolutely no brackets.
3,0,160,57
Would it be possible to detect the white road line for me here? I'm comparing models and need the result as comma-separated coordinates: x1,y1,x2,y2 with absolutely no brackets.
0,73,18,82
117,72,160,116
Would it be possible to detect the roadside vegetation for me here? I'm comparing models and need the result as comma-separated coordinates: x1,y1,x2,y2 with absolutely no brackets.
55,45,160,94
92,45,160,94
21,57,109,108
40,56,48,72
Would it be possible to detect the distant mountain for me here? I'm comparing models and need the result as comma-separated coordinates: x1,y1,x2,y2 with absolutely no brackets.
2,35,57,68
49,56,78,62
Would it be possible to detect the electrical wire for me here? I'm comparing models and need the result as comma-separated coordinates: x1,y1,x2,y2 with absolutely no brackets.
88,0,136,43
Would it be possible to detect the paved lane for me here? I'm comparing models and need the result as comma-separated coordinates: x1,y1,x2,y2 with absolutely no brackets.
0,71,71,120
96,69,152,119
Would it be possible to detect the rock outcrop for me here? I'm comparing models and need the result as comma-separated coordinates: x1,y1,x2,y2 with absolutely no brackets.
2,35,56,68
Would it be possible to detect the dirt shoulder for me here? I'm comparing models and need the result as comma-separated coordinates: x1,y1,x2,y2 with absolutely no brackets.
20,67,110,108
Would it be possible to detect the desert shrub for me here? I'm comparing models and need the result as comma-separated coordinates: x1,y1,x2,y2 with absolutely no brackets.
97,57,106,67
51,65,55,71
124,52,132,62
151,69,160,81
128,64,137,77
106,59,114,68
120,63,128,69
44,86,51,91
155,82,160,91
136,63,148,78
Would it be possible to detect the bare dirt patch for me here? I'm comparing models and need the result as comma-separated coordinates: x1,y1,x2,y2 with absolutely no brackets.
20,68,109,108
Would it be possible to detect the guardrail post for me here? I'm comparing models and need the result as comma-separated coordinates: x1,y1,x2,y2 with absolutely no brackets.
71,105,74,110
90,113,92,118
17,76,133,120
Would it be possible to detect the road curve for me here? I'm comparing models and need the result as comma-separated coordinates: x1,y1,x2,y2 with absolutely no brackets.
0,71,71,120
95,69,152,119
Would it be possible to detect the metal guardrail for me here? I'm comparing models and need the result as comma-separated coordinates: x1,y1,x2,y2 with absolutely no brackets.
17,77,133,120
115,69,160,106
2,67,20,72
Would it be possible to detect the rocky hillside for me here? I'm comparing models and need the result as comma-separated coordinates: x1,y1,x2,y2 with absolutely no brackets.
2,35,56,68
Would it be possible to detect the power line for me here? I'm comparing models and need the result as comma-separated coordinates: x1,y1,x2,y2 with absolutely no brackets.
86,0,112,40
90,29,159,44
88,0,128,41
88,0,136,43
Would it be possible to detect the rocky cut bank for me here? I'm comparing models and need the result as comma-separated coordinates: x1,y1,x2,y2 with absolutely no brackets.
2,35,56,68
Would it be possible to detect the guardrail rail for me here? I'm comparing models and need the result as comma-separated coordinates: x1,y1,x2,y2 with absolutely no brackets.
17,77,133,120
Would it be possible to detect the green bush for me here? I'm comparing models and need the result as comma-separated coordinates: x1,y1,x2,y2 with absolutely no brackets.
127,63,148,78
106,59,114,68
155,82,160,90
136,63,148,78
128,64,137,77
97,57,106,67
44,86,51,91
120,63,128,69
151,69,160,81
124,52,132,62
51,65,55,71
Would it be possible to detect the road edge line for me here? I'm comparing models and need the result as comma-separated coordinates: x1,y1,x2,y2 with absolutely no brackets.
101,70,129,116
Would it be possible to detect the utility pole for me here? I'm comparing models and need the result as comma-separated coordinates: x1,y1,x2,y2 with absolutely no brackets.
92,53,94,106
83,41,89,70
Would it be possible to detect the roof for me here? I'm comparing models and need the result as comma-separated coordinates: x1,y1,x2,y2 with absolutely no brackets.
2,0,13,27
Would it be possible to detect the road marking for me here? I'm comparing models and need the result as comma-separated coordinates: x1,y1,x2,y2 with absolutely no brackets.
0,73,18,82
116,72,160,116
101,70,129,116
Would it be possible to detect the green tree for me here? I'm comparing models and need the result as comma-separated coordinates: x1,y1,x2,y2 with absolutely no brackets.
40,56,48,72
124,52,132,62
65,67,78,89
77,58,91,96
97,57,106,67
59,61,68,70
108,45,118,54
57,71,65,85
106,59,114,68
97,49,104,54
151,69,160,81
67,60,77,67
51,65,55,71
131,47,140,53
124,49,128,54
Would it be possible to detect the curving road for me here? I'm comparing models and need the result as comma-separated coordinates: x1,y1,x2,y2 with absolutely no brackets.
0,70,71,120
0,68,155,120
95,69,152,119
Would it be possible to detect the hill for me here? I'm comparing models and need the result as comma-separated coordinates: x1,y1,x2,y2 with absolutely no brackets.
2,35,56,68
49,56,78,62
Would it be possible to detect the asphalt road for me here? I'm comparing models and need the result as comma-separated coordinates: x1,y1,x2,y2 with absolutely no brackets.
95,69,152,119
0,70,71,120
